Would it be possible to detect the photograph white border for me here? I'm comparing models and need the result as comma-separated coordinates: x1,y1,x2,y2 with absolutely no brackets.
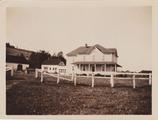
0,0,157,120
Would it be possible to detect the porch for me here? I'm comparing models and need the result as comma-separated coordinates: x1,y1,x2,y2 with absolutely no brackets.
72,61,121,74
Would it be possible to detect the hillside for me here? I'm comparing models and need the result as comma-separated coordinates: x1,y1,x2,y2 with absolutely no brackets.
6,46,34,60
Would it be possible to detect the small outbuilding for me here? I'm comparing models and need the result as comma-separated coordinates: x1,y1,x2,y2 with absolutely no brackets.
41,57,66,74
6,54,29,71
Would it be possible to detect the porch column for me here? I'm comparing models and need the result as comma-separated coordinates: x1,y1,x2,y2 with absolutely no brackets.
95,64,96,72
104,64,106,72
78,64,79,71
79,64,81,72
77,64,79,75
89,64,90,72
115,64,117,72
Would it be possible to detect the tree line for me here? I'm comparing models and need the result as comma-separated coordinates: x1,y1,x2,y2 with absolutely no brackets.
6,43,66,69
29,50,66,69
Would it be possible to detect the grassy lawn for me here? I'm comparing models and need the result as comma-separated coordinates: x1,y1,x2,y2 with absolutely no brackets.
6,73,151,115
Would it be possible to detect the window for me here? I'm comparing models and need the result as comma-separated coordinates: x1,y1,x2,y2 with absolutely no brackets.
49,67,51,70
44,67,48,70
72,66,74,71
102,65,105,71
92,65,95,72
83,65,85,71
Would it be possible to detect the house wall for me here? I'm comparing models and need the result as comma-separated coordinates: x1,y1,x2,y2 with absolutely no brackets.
75,48,113,62
65,56,75,74
6,62,29,71
41,65,66,74
112,54,117,63
106,65,115,71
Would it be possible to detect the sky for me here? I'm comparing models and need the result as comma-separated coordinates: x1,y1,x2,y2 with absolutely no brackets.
6,6,152,72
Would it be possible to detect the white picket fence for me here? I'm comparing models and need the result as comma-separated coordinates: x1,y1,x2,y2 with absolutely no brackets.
35,69,152,89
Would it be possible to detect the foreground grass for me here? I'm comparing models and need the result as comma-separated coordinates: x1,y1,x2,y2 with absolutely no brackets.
6,76,151,115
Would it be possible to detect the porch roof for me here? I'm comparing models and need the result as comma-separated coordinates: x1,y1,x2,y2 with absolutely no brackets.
72,61,122,67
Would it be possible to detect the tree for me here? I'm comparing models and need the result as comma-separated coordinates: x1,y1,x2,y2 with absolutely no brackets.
6,42,15,48
57,51,63,57
52,53,57,57
29,50,51,68
57,51,66,65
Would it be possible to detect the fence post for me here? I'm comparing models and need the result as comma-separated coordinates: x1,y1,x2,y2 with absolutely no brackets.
41,71,43,83
91,73,94,87
71,72,74,81
149,73,152,85
110,74,114,87
57,73,60,84
24,69,27,74
133,74,136,89
35,69,38,78
74,73,77,86
11,68,14,76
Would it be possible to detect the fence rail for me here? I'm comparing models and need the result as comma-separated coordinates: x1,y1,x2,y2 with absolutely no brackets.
35,69,152,88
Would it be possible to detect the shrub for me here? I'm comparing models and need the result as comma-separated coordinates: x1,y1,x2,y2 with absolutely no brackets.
95,73,104,77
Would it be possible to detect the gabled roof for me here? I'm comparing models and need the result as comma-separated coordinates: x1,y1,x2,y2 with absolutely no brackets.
66,44,118,57
42,58,66,66
6,55,29,64
6,46,34,53
6,47,34,60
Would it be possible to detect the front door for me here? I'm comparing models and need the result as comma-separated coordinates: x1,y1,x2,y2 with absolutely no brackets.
17,64,23,71
92,65,95,72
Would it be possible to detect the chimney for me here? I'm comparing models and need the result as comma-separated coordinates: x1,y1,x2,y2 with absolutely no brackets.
85,44,88,48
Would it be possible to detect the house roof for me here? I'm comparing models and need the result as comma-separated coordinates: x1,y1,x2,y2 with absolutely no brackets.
6,55,29,64
66,44,118,57
6,47,34,53
42,58,65,66
139,70,152,73
72,61,122,67
6,47,34,60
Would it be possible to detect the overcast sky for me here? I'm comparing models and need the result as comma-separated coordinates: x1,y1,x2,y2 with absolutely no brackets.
7,6,151,72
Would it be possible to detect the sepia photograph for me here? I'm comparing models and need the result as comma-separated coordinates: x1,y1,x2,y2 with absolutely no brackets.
3,0,152,117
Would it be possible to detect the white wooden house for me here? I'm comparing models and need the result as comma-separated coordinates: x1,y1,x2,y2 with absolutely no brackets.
6,46,34,71
6,55,29,71
66,44,121,74
41,58,66,74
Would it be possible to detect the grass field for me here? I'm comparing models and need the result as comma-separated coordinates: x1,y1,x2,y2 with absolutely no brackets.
6,72,151,115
